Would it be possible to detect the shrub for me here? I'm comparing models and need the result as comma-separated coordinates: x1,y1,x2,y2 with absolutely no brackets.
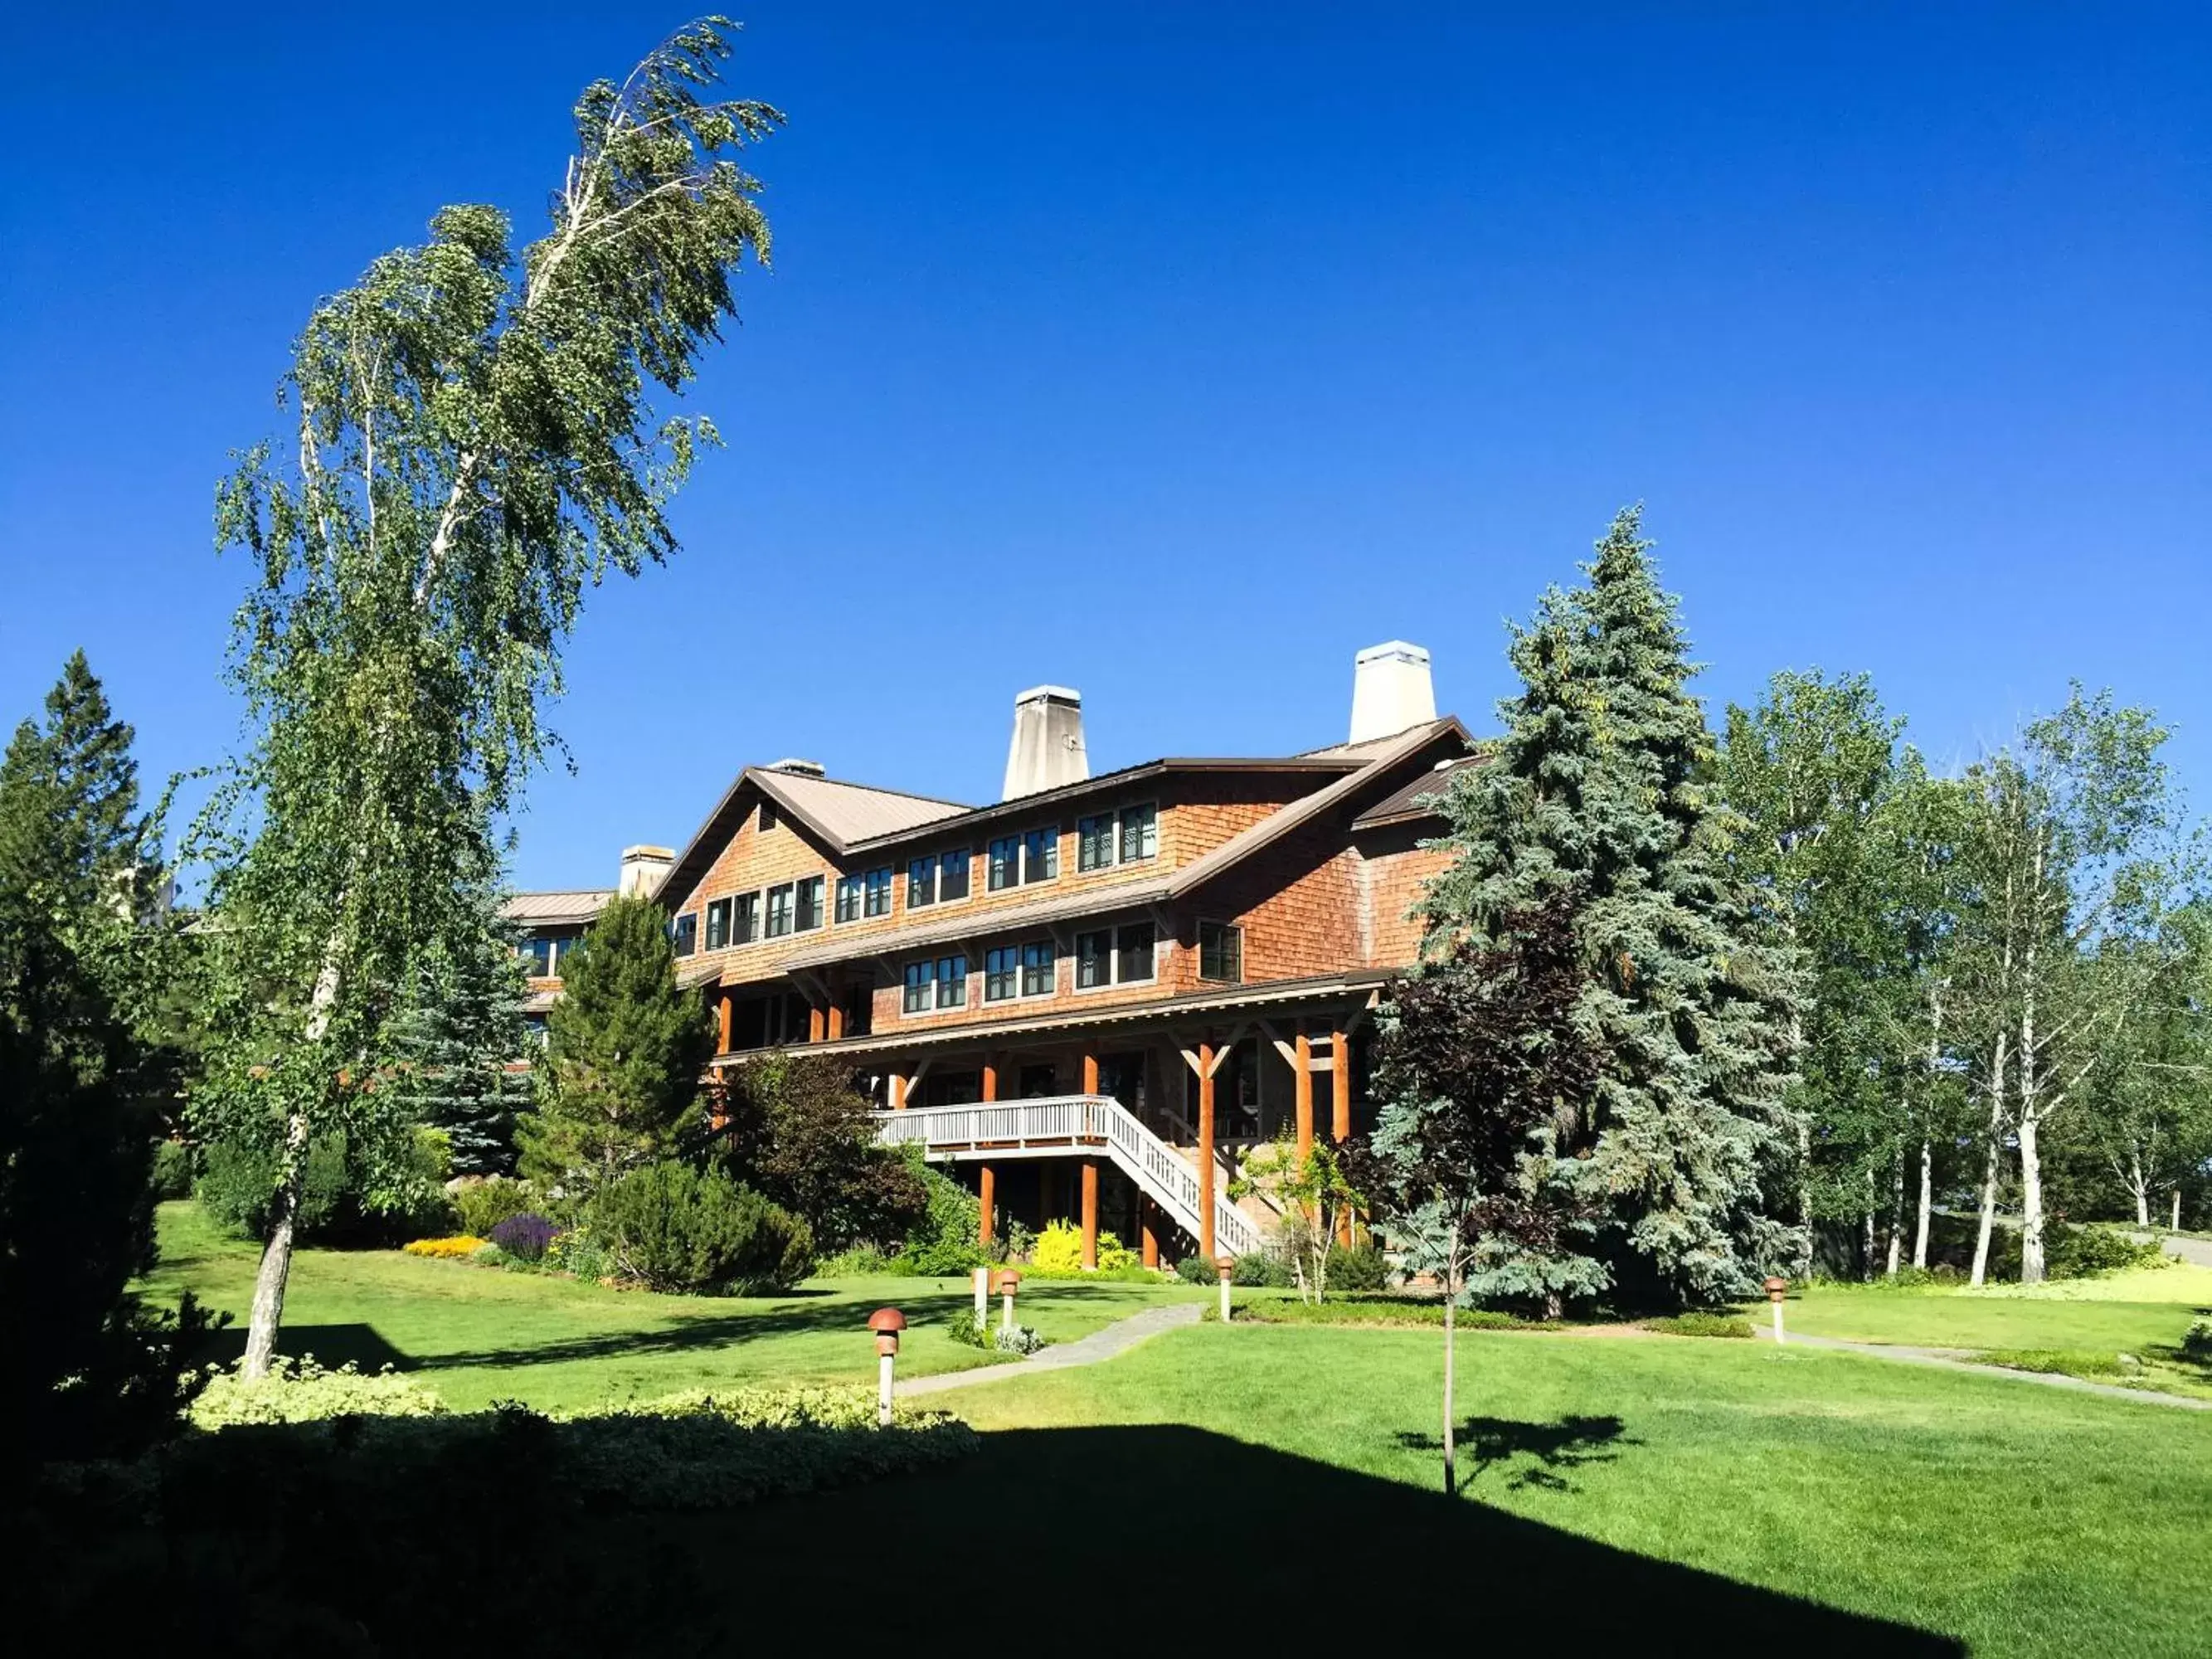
1643,1311,1750,1339
189,1357,448,1427
486,1212,562,1263
589,1161,815,1295
814,1243,893,1277
453,1175,537,1238
403,1234,489,1260
893,1155,983,1276
2181,1318,2212,1363
544,1226,615,1284
195,1133,347,1240
1327,1242,1390,1292
713,1054,930,1251
1234,1252,1296,1288
149,1139,195,1200
944,1306,990,1349
1174,1254,1218,1286
994,1325,1044,1355
2049,1225,2166,1281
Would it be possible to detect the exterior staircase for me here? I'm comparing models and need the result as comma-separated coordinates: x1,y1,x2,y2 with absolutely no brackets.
874,1095,1267,1258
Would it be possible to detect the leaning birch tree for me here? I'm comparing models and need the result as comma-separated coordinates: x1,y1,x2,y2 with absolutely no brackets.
187,18,780,1374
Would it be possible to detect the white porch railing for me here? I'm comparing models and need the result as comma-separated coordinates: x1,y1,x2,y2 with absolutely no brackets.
874,1095,1265,1259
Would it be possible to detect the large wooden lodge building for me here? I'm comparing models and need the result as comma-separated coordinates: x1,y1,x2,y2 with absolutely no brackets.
508,643,1476,1267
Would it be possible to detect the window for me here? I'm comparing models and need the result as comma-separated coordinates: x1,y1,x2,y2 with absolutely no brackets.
988,835,1019,892
939,848,971,901
984,945,1018,1003
1020,939,1056,996
1075,927,1113,990
705,898,732,951
834,876,863,925
902,961,933,1015
907,855,936,908
864,868,892,917
795,875,824,932
1023,827,1059,884
522,936,555,977
766,883,794,937
672,912,698,956
1198,920,1242,983
759,800,779,831
1119,803,1158,864
936,955,967,1010
1077,814,1116,872
733,892,760,945
1117,921,1156,983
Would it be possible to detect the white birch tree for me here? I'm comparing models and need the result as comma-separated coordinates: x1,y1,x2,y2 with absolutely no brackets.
186,18,780,1374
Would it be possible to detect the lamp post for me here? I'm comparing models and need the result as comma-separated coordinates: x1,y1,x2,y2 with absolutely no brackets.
1763,1276,1788,1345
996,1267,1022,1334
868,1306,907,1426
1215,1254,1235,1325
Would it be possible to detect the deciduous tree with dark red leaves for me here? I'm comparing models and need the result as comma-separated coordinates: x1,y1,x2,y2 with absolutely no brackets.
1357,890,1600,1496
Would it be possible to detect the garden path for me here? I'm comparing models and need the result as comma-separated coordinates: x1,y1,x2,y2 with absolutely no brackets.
897,1302,1203,1397
1750,1325,2212,1409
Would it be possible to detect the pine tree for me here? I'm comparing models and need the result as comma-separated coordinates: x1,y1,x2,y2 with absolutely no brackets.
518,893,714,1198
1421,507,1804,1303
0,650,151,931
386,888,535,1176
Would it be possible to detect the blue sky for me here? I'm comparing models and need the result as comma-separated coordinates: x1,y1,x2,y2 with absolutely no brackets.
2,3,2205,890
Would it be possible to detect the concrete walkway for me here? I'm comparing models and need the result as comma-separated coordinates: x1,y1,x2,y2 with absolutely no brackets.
1752,1325,2212,1410
897,1301,1203,1398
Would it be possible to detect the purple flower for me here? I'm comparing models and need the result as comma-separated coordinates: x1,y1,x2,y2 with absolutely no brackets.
488,1213,562,1262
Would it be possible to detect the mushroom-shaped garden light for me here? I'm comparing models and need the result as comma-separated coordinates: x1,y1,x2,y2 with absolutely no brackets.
868,1306,907,1424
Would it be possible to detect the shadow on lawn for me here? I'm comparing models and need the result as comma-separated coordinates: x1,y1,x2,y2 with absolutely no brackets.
1394,1412,1636,1491
712,1425,1964,1652
191,1321,413,1373
412,1284,996,1373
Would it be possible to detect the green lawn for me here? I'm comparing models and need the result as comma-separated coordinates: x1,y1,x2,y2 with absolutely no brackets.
883,1323,2212,1657
142,1202,1201,1410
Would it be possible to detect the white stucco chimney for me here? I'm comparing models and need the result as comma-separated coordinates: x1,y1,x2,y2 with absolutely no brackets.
618,844,675,898
1003,685,1088,800
1348,641,1437,745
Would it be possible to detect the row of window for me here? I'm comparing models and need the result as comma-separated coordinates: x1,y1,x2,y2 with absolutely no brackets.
897,921,1241,1018
676,803,1161,957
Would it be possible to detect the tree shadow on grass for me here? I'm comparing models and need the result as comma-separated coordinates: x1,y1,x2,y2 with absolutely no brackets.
413,1284,991,1373
714,1425,1965,1652
190,1321,413,1373
1395,1412,1636,1491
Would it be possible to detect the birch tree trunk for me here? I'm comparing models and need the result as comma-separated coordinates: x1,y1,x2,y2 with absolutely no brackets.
2017,839,2046,1285
241,1113,309,1377
1885,1151,1905,1277
1861,1168,1877,1282
1913,1138,1933,1268
2018,1112,2045,1283
1971,1031,2010,1287
2174,1188,2183,1232
2131,1154,2151,1228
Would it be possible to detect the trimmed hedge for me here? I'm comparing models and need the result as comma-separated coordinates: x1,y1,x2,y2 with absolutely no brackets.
1204,1296,1524,1330
1642,1312,1751,1339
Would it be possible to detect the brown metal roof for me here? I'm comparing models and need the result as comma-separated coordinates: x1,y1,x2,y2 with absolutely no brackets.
1350,752,1485,830
503,889,615,927
754,769,971,844
707,967,1395,1064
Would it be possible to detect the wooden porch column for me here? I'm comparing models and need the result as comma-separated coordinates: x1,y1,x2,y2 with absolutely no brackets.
888,1073,907,1112
1081,1159,1101,1270
1294,1030,1315,1163
808,1005,825,1043
826,1000,844,1042
1332,1027,1354,1244
717,990,733,1056
979,1164,996,1246
981,1053,1000,1102
1198,1041,1217,1262
1140,1204,1159,1269
1082,1051,1100,1097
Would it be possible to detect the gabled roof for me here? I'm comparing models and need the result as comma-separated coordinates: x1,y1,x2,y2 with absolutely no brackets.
751,718,1471,975
503,889,615,928
1351,752,1486,830
655,767,971,907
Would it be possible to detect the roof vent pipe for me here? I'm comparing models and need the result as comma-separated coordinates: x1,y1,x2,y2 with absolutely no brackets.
1348,641,1437,745
767,757,827,778
1002,685,1088,800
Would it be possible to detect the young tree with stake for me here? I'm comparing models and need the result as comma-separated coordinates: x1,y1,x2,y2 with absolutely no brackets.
187,19,780,1375
1359,893,1599,1496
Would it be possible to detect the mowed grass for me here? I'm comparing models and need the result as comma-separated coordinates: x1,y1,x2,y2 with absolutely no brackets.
140,1203,1201,1411
1779,1267,2212,1354
930,1323,2212,1657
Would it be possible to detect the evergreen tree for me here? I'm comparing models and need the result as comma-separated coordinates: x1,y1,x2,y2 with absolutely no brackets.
386,889,534,1176
1421,507,1804,1302
518,894,714,1198
0,659,202,1462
